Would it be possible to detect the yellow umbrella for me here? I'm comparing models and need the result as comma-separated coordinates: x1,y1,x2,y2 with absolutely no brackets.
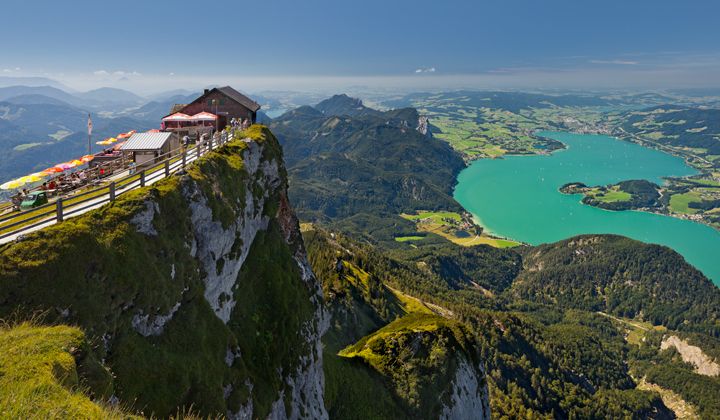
0,179,26,190
17,173,46,184
96,137,117,146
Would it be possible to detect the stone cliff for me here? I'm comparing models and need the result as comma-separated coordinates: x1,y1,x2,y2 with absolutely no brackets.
0,126,327,419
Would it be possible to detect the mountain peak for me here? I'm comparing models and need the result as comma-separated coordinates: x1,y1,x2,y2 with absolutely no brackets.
314,94,378,117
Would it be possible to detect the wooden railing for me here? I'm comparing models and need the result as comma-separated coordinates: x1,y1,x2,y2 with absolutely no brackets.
0,129,236,243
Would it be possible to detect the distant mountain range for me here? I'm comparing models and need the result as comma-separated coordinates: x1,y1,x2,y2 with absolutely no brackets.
0,83,287,183
0,76,70,90
0,88,159,182
0,85,146,111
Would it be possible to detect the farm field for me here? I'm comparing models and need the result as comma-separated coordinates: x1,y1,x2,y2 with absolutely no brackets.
399,210,521,248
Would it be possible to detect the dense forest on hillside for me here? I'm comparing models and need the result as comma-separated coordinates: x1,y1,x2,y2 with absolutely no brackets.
303,227,704,418
270,96,466,248
513,235,720,336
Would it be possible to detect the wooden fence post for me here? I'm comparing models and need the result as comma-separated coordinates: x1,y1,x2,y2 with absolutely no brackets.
182,151,187,168
109,182,116,201
140,170,145,187
56,198,63,222
164,160,170,177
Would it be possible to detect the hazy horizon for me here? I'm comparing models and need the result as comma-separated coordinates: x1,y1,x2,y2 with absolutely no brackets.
2,0,720,94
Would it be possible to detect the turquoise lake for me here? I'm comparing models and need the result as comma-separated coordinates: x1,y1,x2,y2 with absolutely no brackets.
454,131,720,285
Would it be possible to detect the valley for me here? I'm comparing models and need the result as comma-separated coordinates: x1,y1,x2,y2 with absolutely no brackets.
0,88,719,419
388,91,720,234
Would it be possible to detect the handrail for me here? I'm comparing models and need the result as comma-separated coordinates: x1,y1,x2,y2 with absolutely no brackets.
0,207,57,236
0,199,56,225
0,128,240,243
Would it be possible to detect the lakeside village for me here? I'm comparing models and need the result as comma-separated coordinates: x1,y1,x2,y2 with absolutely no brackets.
0,86,260,213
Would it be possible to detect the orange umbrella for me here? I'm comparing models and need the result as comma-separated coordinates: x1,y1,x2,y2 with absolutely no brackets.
117,130,136,139
80,155,95,163
42,166,64,174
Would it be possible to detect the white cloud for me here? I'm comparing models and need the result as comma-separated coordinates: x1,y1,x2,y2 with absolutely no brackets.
93,70,109,76
168,72,175,76
415,67,437,74
589,59,639,66
2,69,11,73
110,70,142,77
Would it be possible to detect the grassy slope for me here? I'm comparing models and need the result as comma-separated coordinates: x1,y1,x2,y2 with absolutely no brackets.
669,191,702,214
0,126,316,418
0,323,135,419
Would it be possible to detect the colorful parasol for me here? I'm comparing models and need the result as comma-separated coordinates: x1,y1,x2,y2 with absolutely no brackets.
190,112,218,121
162,113,191,122
117,130,136,139
42,166,65,175
55,163,74,170
0,179,26,190
96,137,117,146
18,173,46,184
80,155,95,163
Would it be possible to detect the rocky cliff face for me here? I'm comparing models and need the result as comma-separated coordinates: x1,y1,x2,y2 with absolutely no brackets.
0,126,328,419
440,357,491,420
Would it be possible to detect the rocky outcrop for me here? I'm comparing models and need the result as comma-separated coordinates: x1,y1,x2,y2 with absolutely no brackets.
182,140,278,324
440,357,491,420
661,335,720,377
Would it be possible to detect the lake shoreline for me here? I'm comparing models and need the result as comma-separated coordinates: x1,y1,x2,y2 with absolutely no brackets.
454,131,720,284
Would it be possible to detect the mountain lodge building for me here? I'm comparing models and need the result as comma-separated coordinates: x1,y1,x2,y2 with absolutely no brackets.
166,86,261,131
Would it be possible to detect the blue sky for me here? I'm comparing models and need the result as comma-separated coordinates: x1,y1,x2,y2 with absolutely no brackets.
2,0,720,92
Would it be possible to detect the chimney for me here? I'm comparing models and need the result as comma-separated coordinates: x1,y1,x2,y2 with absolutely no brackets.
204,88,210,95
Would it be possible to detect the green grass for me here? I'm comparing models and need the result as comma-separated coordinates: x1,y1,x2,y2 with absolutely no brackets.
0,322,135,419
49,130,72,141
386,286,434,315
394,235,425,242
400,210,521,248
13,142,45,151
684,178,720,188
587,186,632,203
401,210,462,223
670,191,703,214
